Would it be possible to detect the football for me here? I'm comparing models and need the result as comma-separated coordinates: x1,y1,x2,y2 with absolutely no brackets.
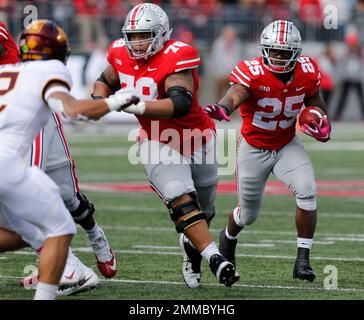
298,106,326,129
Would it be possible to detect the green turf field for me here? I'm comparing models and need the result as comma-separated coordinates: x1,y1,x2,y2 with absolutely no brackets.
1,122,364,300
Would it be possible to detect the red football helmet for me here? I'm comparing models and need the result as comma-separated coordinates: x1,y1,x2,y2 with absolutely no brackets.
19,19,70,64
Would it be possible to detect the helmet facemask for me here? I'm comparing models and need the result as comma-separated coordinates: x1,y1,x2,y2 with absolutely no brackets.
122,26,171,60
260,45,301,73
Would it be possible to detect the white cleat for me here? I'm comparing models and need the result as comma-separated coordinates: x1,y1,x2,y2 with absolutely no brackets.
59,250,86,290
57,263,99,296
19,250,87,291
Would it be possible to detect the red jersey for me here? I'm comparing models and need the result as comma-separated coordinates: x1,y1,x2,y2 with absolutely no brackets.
0,22,20,65
107,39,215,152
230,55,321,150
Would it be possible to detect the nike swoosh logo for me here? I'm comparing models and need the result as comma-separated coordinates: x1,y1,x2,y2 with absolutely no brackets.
296,86,305,91
79,275,94,286
107,257,117,271
65,270,76,280
147,67,157,72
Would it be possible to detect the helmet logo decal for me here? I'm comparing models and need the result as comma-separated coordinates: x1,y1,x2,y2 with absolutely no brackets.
22,44,29,53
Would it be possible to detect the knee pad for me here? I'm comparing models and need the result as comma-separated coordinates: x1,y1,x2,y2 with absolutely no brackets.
70,192,95,223
294,182,317,211
296,196,317,211
169,193,207,233
233,205,258,227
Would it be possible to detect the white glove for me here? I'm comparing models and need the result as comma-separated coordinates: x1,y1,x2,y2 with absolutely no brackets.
109,88,146,115
105,88,141,112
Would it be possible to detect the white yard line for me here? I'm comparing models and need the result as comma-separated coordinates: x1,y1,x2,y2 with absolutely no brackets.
324,237,364,242
133,245,179,250
259,240,335,245
261,211,364,219
0,274,363,293
101,278,364,293
133,244,275,249
237,243,275,248
8,247,362,262
95,205,364,220
98,224,364,238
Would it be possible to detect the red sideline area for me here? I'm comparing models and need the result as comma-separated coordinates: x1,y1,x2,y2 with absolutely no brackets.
81,180,364,198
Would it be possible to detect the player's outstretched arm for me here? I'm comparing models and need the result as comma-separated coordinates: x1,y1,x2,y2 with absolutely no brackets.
45,83,139,120
118,70,195,119
92,64,121,99
206,84,251,121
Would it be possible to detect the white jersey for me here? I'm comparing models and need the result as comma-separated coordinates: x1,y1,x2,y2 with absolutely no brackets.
0,59,72,157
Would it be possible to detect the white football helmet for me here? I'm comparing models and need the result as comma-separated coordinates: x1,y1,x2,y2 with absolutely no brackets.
122,3,172,59
259,20,302,73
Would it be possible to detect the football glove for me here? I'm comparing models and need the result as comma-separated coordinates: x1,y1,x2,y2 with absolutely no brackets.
105,88,141,112
301,115,331,142
205,103,231,122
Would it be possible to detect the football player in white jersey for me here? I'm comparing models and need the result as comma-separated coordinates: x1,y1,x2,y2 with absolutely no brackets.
0,19,138,299
0,20,116,291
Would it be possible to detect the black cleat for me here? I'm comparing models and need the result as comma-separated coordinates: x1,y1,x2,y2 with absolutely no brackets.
293,258,316,282
209,254,240,287
293,247,316,282
219,229,237,266
179,234,202,288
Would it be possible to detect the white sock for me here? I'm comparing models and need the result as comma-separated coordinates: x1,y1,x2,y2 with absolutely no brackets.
225,227,238,240
297,237,314,250
34,282,58,300
86,223,102,242
200,242,220,264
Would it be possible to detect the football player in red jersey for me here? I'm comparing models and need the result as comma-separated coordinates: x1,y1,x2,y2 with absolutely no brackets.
93,3,239,287
0,22,19,65
206,20,331,282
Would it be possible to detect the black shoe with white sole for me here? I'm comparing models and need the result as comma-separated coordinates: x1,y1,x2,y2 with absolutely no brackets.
209,254,240,287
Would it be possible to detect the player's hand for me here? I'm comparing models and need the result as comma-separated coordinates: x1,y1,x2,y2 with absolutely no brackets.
106,89,140,111
205,103,230,122
110,88,146,115
301,115,331,142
